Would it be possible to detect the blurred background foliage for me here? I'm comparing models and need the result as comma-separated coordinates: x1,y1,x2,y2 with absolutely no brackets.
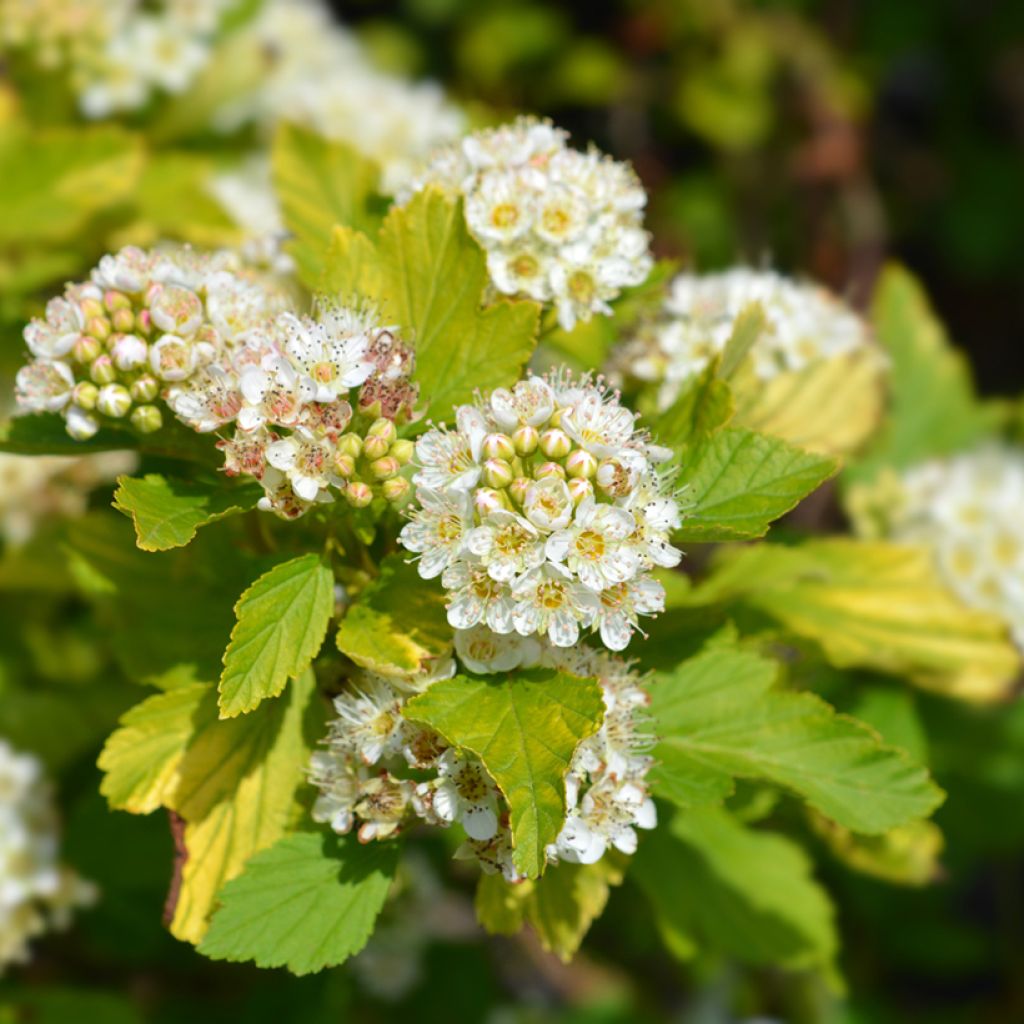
2,2,1024,1023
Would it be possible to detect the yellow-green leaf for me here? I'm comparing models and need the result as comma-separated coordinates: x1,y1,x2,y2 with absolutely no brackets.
404,670,605,878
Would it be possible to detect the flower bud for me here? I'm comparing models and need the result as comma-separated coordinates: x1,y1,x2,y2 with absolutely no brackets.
370,456,401,480
110,333,147,371
149,335,195,382
508,476,532,505
512,424,539,455
382,477,412,503
86,316,111,342
130,374,160,403
344,481,374,508
111,307,135,333
103,289,131,313
483,458,514,489
65,405,99,440
568,477,593,504
566,448,598,479
72,381,98,411
89,354,117,385
337,433,363,459
135,309,153,336
367,417,397,444
548,407,565,428
130,404,163,434
539,428,572,459
72,334,101,364
474,488,504,515
362,433,390,461
390,439,415,465
334,453,356,478
535,461,566,481
96,383,132,419
483,432,516,461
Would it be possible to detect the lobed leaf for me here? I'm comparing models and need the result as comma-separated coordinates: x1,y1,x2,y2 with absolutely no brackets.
113,473,263,552
219,554,334,718
200,831,398,975
675,427,838,543
649,644,944,833
404,670,605,878
336,553,452,678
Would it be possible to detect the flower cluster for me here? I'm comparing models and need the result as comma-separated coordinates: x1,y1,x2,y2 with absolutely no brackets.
404,117,653,331
1,0,235,118
15,245,288,442
611,268,876,411
309,641,656,881
211,0,464,195
850,447,1024,648
167,301,421,518
0,740,96,973
399,373,682,651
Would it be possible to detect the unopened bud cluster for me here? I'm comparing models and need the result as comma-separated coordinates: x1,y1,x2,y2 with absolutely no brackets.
15,245,287,442
404,117,652,331
612,268,878,411
309,641,655,880
0,740,96,973
850,447,1024,649
400,372,682,651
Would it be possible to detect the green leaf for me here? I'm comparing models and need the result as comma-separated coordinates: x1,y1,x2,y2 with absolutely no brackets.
167,668,325,943
0,415,136,456
404,670,605,878
98,683,208,814
719,303,767,378
272,123,382,288
654,362,734,450
633,807,838,977
649,643,944,833
691,540,1021,701
850,264,1000,482
219,554,334,718
113,474,263,552
200,830,398,975
321,189,540,423
336,553,452,679
675,427,838,543
475,857,625,962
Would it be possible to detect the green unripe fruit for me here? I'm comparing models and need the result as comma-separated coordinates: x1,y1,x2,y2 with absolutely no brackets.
130,404,163,434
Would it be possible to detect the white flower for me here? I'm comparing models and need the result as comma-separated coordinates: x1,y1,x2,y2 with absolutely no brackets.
407,116,652,328
545,497,639,591
442,561,517,633
592,578,665,651
265,429,336,502
398,489,474,580
237,357,311,432
413,407,488,492
0,741,96,973
326,676,407,766
23,298,84,360
129,15,208,94
279,311,375,403
523,477,575,532
427,750,501,841
511,563,600,647
454,625,540,674
489,377,555,431
15,361,75,413
466,510,546,583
